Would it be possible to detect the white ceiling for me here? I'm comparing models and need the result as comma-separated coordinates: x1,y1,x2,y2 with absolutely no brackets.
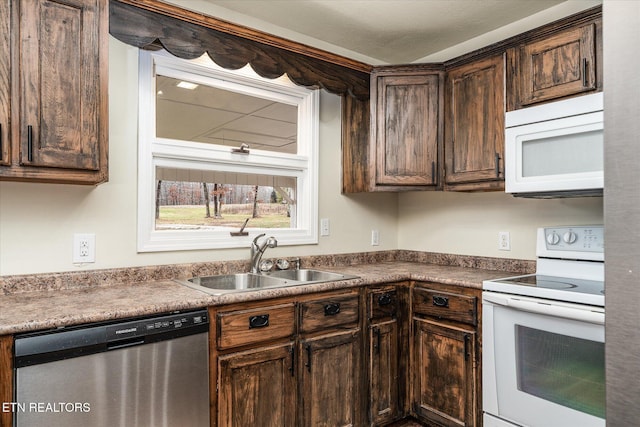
156,0,602,159
170,0,601,64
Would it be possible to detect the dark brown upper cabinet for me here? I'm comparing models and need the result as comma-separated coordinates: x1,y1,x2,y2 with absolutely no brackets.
369,66,444,191
445,55,505,191
0,0,108,184
507,16,602,110
0,0,11,167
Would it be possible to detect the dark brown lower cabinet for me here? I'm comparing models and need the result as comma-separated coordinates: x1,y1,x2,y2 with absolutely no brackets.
367,285,408,426
211,283,481,427
299,329,362,426
369,319,400,425
1,335,13,427
410,282,481,427
211,290,364,427
412,318,477,427
217,343,296,427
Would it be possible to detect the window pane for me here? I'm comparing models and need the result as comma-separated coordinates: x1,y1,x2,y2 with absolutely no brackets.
516,326,605,418
155,75,298,154
154,167,297,231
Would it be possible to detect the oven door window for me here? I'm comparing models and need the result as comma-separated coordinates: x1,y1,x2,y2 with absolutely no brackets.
491,303,605,427
516,326,605,418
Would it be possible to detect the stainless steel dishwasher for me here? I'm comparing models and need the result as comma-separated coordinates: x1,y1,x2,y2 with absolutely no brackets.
13,309,209,427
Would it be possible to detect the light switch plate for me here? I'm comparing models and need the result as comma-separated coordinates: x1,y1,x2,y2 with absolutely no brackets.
371,229,380,246
320,218,330,236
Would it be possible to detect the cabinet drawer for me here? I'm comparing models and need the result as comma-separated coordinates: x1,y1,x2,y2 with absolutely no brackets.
368,289,397,320
217,303,295,349
300,294,360,334
412,288,477,325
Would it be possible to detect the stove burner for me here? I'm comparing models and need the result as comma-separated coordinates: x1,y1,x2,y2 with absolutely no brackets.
534,279,578,290
499,275,578,290
486,274,605,306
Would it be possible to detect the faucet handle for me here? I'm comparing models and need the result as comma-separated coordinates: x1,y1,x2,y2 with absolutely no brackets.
259,259,274,273
276,259,290,270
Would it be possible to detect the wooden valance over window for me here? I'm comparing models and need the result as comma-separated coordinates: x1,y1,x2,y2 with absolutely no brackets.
109,0,371,99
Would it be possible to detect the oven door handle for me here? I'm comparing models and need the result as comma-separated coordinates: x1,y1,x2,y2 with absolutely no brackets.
483,293,605,325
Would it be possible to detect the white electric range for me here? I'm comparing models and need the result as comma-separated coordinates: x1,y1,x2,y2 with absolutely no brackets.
482,225,605,427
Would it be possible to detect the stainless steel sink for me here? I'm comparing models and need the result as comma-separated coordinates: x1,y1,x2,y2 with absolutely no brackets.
176,269,358,295
184,273,288,293
266,269,358,283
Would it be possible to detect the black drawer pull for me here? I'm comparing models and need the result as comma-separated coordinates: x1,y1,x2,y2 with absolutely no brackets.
0,123,3,161
248,314,269,329
377,293,393,306
324,302,341,316
432,296,449,308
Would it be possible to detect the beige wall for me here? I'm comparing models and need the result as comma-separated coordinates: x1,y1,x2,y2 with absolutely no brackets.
398,192,603,260
0,2,605,276
0,38,397,276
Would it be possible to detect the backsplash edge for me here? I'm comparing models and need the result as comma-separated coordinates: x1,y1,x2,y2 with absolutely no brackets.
0,250,535,295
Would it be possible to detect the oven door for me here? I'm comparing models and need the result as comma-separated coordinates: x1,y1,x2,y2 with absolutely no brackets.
483,292,605,427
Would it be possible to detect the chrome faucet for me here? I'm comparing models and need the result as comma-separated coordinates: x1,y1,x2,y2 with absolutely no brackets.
250,234,278,273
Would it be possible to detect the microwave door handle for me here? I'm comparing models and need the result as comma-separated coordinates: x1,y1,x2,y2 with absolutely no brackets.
483,293,604,325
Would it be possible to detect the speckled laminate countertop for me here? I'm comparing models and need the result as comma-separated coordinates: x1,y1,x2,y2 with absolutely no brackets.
0,255,531,336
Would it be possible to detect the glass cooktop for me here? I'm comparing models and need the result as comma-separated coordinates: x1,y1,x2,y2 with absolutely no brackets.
484,274,605,306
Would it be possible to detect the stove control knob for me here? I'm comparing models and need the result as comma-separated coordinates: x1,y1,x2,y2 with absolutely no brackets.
546,232,560,245
563,231,578,244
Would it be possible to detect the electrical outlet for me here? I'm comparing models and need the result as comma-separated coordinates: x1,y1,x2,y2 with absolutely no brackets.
73,233,96,263
498,231,511,251
320,218,330,236
371,229,380,246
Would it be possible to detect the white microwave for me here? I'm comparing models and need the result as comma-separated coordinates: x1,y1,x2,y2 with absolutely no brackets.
505,92,603,198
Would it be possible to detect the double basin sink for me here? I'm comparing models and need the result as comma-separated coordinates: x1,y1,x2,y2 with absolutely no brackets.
177,269,359,295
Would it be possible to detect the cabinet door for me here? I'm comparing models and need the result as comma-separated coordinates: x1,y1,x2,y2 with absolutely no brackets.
0,0,10,165
445,55,504,188
19,0,104,171
218,343,296,427
300,329,362,427
412,317,476,427
369,320,400,426
520,24,596,106
373,73,442,187
0,336,13,427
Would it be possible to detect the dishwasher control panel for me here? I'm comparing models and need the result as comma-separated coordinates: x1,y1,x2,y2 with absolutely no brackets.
15,309,209,368
106,310,209,342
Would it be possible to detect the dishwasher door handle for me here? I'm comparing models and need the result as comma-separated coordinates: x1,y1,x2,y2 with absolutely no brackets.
108,339,146,350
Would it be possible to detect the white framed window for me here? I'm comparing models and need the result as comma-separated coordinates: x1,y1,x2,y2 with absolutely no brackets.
137,50,319,252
